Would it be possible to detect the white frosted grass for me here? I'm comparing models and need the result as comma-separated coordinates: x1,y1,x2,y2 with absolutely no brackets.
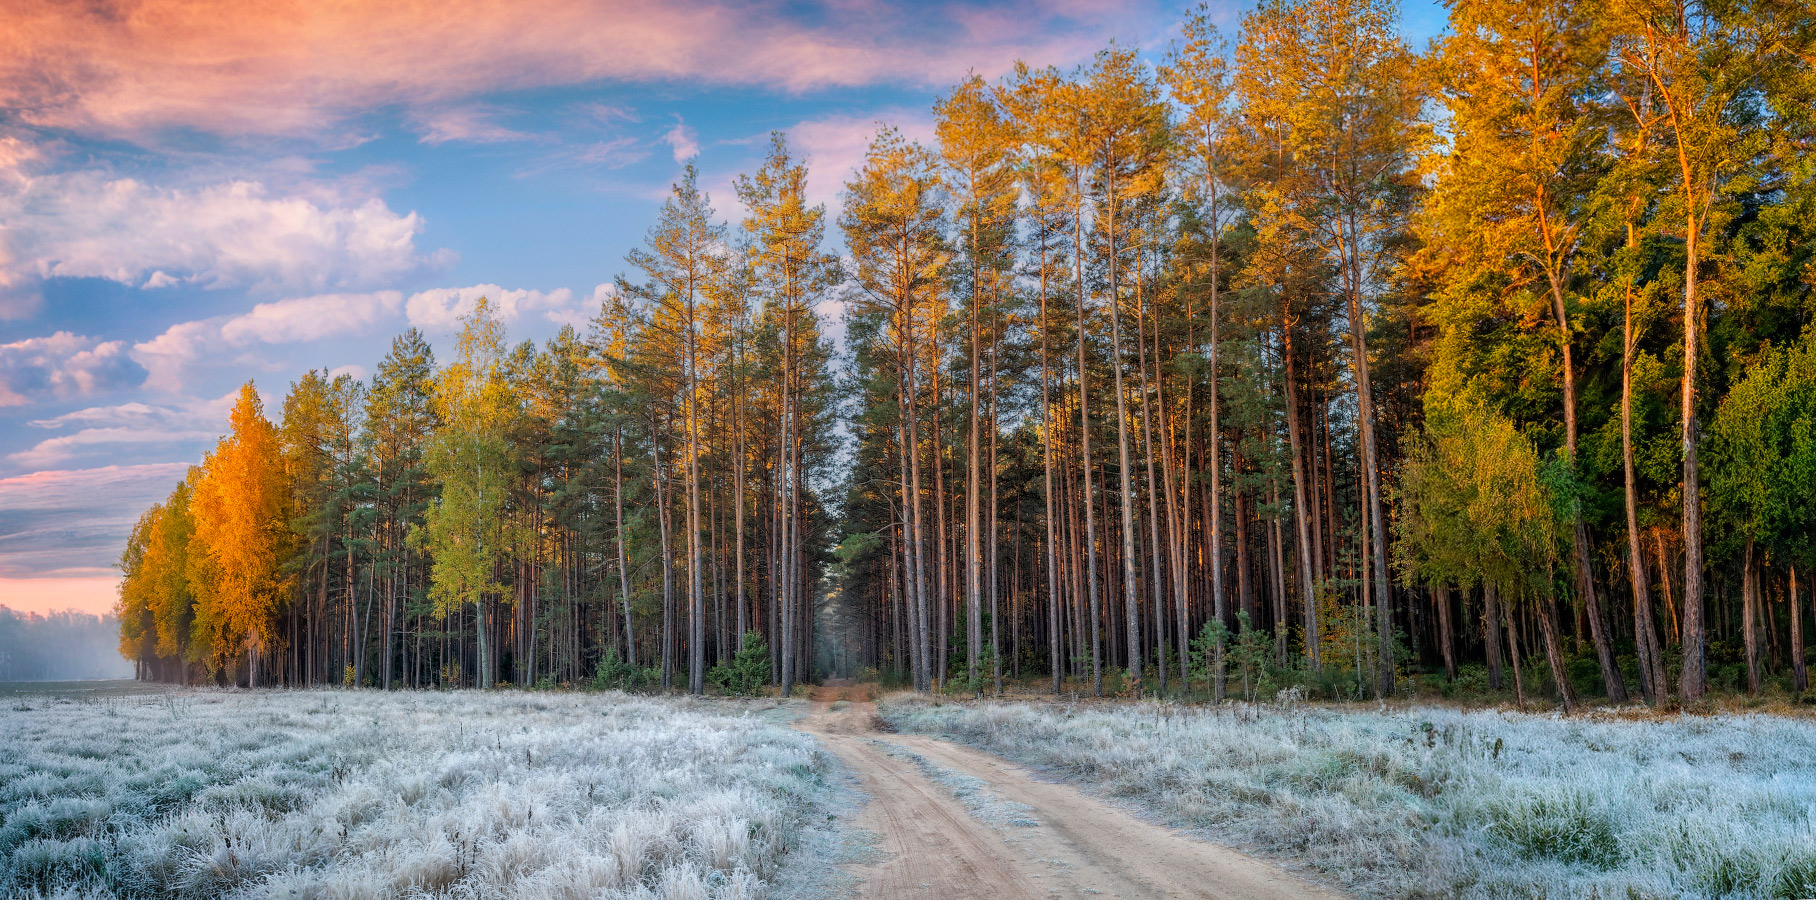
882,698,1816,899
0,690,836,899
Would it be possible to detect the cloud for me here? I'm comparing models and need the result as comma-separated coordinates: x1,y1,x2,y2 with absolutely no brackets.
132,291,403,390
0,332,147,407
411,104,535,145
9,394,233,469
405,283,597,332
664,119,701,163
788,108,936,213
0,0,1166,142
128,283,598,390
0,169,450,310
217,291,405,345
0,463,192,581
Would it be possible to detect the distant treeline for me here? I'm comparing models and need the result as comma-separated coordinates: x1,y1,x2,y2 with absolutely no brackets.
0,608,132,681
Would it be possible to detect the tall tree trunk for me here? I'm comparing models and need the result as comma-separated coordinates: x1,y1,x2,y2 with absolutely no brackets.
1536,591,1575,713
1073,169,1103,697
1678,197,1707,701
687,291,706,695
1623,292,1665,702
1136,259,1167,692
904,327,932,693
966,220,983,693
1283,324,1318,670
1792,567,1806,693
1340,215,1393,697
1483,583,1504,691
1743,538,1761,695
1104,171,1142,690
1208,222,1226,702
1547,261,1625,703
1434,585,1456,681
1040,229,1063,696
653,426,675,691
615,428,637,667
1504,597,1524,708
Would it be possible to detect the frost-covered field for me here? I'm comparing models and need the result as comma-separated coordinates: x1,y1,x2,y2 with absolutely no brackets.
883,698,1816,899
1,689,839,899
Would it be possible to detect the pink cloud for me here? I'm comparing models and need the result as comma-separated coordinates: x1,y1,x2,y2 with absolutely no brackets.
0,463,192,588
411,104,536,145
0,0,1164,142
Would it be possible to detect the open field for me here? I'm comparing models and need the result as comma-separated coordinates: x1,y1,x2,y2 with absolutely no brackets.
881,696,1816,899
0,688,843,899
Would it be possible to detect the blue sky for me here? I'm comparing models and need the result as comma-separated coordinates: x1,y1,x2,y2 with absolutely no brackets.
0,0,1446,614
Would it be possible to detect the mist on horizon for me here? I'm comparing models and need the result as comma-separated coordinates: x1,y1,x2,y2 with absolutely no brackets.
0,606,132,681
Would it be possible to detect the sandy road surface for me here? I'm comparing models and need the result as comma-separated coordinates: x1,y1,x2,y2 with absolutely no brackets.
798,685,1347,900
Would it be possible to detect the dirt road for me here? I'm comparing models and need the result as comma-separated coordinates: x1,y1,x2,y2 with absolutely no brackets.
799,685,1347,900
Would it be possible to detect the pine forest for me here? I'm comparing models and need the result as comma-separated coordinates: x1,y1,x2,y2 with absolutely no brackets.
115,0,1816,711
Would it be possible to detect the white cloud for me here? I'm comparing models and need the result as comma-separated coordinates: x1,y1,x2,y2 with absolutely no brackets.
405,283,597,332
217,291,404,345
0,170,451,308
9,393,233,469
128,283,603,390
132,290,403,390
0,332,146,406
664,119,701,163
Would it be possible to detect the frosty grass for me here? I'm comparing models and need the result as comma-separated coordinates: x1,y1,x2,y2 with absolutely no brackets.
1,689,841,899
883,697,1816,899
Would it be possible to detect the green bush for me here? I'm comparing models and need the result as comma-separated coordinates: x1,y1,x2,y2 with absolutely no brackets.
707,632,770,696
591,648,657,691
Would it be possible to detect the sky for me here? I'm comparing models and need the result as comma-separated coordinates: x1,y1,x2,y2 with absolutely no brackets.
0,0,1448,616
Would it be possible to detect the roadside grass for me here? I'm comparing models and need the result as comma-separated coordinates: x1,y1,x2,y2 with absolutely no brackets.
1,689,841,899
880,696,1816,899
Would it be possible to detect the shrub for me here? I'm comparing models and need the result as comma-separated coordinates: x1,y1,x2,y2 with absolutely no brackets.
707,632,770,696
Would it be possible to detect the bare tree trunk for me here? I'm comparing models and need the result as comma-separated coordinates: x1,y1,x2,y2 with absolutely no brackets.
1040,232,1063,696
1504,598,1525,708
1208,231,1226,702
653,425,675,691
1483,583,1504,691
1284,325,1318,670
1792,567,1806,693
1623,297,1665,702
1743,538,1761,695
1103,172,1142,691
687,291,706,695
1536,592,1575,713
1339,213,1393,697
1434,585,1456,681
1679,206,1707,701
1135,246,1167,692
1073,171,1103,697
614,429,637,667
